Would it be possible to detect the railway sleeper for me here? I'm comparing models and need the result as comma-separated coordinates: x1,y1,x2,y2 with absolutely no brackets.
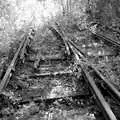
15,93,91,106
29,70,72,78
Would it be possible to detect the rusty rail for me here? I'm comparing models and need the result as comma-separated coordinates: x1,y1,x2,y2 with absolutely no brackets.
0,30,34,94
91,32,120,49
20,30,35,62
68,39,86,58
48,25,71,55
91,65,120,102
81,64,117,120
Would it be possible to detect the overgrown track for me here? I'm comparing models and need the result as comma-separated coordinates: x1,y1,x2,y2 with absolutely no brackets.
0,30,35,94
0,25,120,120
67,39,120,120
67,37,120,102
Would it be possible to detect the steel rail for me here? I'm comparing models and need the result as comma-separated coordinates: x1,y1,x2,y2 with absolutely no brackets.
48,26,71,55
20,36,29,61
20,29,36,60
81,64,117,120
55,26,87,59
92,32,120,48
67,40,118,120
91,65,120,102
0,32,31,94
68,39,86,58
94,23,120,35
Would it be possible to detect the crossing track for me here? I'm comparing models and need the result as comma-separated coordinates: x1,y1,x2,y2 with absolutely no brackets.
67,39,118,120
53,23,120,120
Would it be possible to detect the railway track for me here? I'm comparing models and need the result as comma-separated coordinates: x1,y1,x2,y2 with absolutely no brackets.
0,23,120,120
67,39,120,120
